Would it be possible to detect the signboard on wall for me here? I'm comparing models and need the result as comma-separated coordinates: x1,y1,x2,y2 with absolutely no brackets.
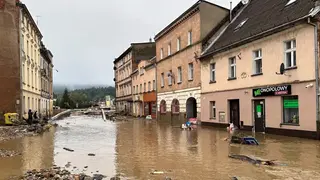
253,85,292,97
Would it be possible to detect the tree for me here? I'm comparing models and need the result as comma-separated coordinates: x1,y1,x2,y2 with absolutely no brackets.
60,88,71,109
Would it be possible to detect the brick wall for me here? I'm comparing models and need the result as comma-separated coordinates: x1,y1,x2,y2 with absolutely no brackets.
0,0,21,114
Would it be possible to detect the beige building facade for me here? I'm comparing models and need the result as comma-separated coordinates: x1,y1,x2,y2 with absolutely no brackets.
20,3,43,115
155,0,229,124
132,58,156,117
200,0,320,139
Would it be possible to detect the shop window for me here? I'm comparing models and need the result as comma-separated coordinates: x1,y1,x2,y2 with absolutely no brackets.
171,99,180,114
210,101,216,119
160,100,166,114
283,96,299,124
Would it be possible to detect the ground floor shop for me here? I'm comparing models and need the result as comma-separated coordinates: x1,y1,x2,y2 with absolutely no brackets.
201,81,318,139
157,87,201,125
116,96,133,115
133,92,157,118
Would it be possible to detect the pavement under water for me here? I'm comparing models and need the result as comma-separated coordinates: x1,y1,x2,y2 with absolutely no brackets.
1,115,320,180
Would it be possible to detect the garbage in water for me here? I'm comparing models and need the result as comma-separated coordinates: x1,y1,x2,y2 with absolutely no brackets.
150,170,165,175
88,153,96,156
146,115,152,120
228,154,276,166
63,147,75,152
230,135,259,145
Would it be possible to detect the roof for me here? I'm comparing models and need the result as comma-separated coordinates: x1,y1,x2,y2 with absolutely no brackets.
18,3,43,38
113,42,155,64
154,0,229,41
201,0,318,58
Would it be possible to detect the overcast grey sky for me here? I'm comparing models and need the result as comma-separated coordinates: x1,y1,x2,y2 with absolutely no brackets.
23,0,240,86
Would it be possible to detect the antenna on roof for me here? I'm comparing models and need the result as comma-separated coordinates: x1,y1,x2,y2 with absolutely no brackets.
230,1,232,22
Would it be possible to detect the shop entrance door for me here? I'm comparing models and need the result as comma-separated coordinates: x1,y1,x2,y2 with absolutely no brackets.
229,99,240,128
253,100,265,133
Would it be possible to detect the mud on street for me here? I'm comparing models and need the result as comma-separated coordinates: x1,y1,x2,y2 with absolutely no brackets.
1,113,320,180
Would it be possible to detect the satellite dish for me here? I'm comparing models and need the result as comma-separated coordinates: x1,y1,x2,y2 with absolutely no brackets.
276,63,285,75
241,0,249,5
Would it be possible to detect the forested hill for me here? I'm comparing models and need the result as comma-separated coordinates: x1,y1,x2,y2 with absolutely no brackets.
71,87,116,102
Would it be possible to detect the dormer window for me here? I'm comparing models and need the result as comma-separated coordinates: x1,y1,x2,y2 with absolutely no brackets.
234,18,248,31
286,0,296,6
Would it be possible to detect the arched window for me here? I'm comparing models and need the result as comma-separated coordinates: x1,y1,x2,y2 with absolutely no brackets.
171,99,180,114
160,100,166,114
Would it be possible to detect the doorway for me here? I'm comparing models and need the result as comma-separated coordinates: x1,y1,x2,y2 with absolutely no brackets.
186,97,197,119
229,99,240,128
253,100,265,133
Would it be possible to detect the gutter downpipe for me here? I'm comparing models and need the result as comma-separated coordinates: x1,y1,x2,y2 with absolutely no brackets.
308,17,320,139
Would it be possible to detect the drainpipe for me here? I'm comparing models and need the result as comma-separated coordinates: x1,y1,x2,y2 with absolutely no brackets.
155,61,158,120
308,17,320,139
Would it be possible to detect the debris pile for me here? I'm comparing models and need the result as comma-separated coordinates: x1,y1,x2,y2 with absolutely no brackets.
21,167,107,180
0,149,21,158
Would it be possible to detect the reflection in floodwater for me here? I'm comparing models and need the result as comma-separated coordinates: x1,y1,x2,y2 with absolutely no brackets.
1,116,320,179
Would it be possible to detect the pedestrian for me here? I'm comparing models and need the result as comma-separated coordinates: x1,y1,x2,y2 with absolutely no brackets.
27,109,33,125
33,111,38,120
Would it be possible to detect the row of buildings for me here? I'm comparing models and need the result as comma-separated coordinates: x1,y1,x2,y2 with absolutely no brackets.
0,0,54,118
114,0,320,139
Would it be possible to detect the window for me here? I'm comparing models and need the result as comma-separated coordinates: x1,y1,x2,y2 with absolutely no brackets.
22,64,25,83
168,70,172,85
283,96,299,124
136,85,138,94
160,48,164,59
26,41,29,55
140,84,142,93
140,66,144,75
144,83,146,92
188,63,194,80
285,40,296,68
286,0,296,6
35,71,37,88
31,45,33,59
161,73,164,87
177,37,181,51
188,31,192,46
148,81,151,92
210,101,216,119
229,57,236,79
210,63,216,82
171,99,180,114
153,80,156,90
177,66,182,83
253,49,262,74
133,86,135,94
160,100,166,114
234,18,248,31
168,43,171,56
31,70,34,87
21,35,24,51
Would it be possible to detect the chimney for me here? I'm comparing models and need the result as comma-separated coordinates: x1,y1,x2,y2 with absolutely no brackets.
230,1,233,22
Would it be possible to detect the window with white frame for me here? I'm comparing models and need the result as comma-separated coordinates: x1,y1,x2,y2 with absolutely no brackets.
210,63,216,82
168,43,171,56
160,48,164,59
188,63,194,80
133,86,135,94
144,83,146,92
177,37,181,51
168,70,172,85
284,39,296,68
210,101,216,119
229,57,236,79
188,31,192,46
148,81,151,92
177,66,182,83
153,80,156,90
253,49,262,74
161,73,164,87
140,84,142,93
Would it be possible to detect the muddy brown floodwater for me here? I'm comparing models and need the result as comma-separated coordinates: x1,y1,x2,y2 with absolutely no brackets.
1,115,320,180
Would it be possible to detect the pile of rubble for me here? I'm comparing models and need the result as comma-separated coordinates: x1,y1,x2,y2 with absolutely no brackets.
0,121,57,142
0,149,21,157
21,166,108,180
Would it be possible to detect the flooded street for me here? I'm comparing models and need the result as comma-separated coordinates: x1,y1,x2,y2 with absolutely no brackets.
1,115,320,180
